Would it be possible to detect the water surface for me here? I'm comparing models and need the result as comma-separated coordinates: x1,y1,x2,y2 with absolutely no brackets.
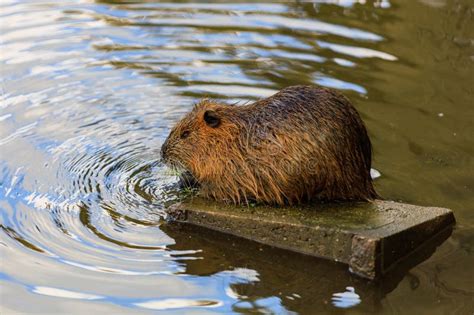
1,0,473,314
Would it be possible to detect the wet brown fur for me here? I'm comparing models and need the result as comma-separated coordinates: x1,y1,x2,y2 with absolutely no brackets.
161,85,378,205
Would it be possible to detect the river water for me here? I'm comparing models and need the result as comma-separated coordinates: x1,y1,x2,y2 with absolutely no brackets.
1,0,473,314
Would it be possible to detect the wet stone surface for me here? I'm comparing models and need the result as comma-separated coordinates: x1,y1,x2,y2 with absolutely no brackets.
165,198,455,279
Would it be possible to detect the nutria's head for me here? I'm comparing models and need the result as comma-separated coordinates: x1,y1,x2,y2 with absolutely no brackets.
161,100,240,179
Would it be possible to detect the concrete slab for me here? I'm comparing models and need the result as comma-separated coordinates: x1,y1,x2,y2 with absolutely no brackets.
165,198,455,279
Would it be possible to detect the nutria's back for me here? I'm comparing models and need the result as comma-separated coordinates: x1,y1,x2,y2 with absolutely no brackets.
161,85,378,205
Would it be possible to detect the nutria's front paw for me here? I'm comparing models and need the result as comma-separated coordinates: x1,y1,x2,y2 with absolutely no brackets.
179,171,199,190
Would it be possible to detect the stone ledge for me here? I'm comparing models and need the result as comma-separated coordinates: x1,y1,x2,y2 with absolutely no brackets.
165,198,455,279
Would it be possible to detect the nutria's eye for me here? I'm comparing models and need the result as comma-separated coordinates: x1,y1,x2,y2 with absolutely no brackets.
204,110,221,128
180,130,190,139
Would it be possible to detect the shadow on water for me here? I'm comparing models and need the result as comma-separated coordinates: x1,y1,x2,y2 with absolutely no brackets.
161,220,453,314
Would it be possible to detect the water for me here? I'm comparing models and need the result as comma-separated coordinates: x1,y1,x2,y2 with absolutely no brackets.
1,0,473,313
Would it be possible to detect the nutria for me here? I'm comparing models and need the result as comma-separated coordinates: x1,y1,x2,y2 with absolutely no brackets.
161,85,378,205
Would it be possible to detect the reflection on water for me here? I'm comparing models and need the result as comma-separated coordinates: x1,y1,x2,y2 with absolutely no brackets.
332,287,361,308
1,0,473,313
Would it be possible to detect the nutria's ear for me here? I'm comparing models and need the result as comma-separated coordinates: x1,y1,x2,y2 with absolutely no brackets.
203,110,221,128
